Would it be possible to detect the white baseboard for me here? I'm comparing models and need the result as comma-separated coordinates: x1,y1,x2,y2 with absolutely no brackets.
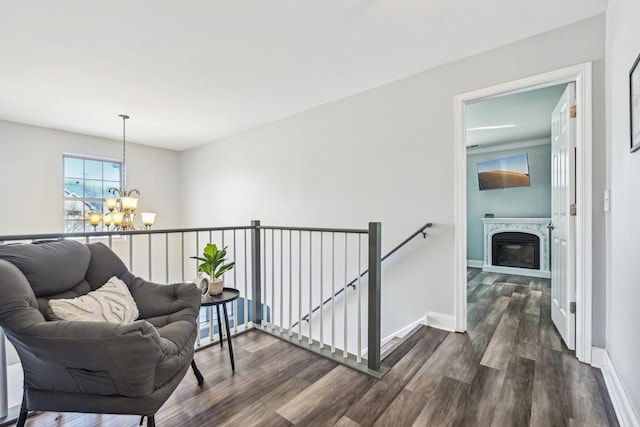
597,348,640,427
363,316,427,356
467,259,483,268
384,317,427,344
426,312,456,332
363,313,456,357
591,346,605,368
482,264,551,279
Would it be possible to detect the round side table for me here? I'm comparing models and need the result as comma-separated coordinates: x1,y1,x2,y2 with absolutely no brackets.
200,288,240,372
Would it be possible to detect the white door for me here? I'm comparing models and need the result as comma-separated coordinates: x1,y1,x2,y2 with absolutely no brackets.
550,83,576,350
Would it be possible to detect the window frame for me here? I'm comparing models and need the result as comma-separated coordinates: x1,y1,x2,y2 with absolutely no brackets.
62,153,123,233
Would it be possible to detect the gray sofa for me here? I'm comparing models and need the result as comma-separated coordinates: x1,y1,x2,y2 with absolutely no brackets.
0,240,201,427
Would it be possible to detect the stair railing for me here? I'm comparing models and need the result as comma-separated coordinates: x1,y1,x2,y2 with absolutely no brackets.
291,222,433,328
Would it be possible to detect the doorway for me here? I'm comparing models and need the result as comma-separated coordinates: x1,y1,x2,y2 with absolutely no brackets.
453,63,594,363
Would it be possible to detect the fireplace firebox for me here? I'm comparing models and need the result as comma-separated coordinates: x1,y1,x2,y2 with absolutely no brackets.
492,232,540,270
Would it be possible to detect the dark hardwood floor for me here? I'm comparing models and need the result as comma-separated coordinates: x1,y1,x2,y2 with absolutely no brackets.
22,269,618,426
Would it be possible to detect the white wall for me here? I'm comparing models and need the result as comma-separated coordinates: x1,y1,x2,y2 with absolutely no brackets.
605,0,640,417
179,15,606,344
0,119,180,235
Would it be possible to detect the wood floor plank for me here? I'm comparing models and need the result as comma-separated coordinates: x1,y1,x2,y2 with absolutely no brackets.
223,372,313,426
530,347,570,427
405,332,483,396
523,289,542,316
459,365,506,426
275,365,372,425
569,418,605,427
493,282,518,297
517,312,541,346
539,305,563,351
345,326,447,425
515,340,539,361
593,368,621,427
374,388,429,427
562,353,610,426
412,376,470,427
491,355,535,427
467,268,483,281
241,330,282,353
333,415,361,427
295,355,338,383
296,377,374,426
480,301,521,370
382,325,447,367
470,296,510,336
505,275,532,286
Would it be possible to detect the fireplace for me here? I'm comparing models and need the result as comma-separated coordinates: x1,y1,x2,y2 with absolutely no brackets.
492,232,540,270
481,218,551,278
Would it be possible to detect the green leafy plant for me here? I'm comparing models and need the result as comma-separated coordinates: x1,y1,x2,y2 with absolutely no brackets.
190,243,235,280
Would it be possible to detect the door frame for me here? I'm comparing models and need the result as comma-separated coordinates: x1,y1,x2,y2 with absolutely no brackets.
453,62,593,363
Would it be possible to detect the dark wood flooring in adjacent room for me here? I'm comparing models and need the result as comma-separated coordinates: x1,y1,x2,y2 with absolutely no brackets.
23,268,618,426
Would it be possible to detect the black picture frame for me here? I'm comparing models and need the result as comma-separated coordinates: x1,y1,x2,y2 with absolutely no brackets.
630,51,640,152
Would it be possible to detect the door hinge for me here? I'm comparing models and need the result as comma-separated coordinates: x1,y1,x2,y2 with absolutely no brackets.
570,105,577,118
570,203,577,216
570,302,576,314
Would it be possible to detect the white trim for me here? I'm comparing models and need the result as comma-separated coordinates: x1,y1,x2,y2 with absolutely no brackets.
573,63,593,365
426,312,456,332
482,264,551,279
591,346,605,368
454,90,467,333
362,316,427,356
600,350,640,427
453,62,593,362
467,259,483,268
466,137,550,154
381,316,427,349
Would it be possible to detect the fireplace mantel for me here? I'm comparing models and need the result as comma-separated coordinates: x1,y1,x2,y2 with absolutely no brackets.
481,217,551,278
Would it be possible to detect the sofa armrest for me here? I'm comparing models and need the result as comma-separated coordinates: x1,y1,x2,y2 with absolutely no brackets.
129,278,201,322
15,320,164,397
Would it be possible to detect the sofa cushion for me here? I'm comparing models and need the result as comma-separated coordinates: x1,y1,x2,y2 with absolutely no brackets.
86,242,131,290
49,276,139,323
0,240,91,297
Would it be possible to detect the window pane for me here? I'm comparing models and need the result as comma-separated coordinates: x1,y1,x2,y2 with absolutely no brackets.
64,200,85,220
85,179,103,198
65,221,85,233
84,160,102,180
103,162,121,182
64,157,84,179
86,200,103,213
64,178,83,198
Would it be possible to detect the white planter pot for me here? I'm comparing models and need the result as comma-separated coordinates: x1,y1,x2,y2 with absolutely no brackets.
209,278,224,296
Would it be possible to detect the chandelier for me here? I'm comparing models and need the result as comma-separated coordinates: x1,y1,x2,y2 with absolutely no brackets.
88,115,156,231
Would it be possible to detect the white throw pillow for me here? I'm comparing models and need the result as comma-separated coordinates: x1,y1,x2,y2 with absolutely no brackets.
49,276,139,323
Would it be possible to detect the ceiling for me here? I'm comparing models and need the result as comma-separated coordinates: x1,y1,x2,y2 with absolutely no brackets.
466,84,568,148
0,1,606,151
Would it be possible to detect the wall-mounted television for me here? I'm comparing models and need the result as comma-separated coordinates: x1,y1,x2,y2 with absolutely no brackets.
477,153,530,191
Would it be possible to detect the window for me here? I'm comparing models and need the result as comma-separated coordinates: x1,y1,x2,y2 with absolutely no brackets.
63,155,121,232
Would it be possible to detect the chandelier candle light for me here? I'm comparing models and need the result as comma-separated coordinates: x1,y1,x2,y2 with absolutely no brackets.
89,115,156,231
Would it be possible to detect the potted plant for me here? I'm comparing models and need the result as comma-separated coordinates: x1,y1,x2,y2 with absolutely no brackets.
191,243,235,295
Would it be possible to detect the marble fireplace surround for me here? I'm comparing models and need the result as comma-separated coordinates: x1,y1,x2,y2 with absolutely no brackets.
481,217,551,278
